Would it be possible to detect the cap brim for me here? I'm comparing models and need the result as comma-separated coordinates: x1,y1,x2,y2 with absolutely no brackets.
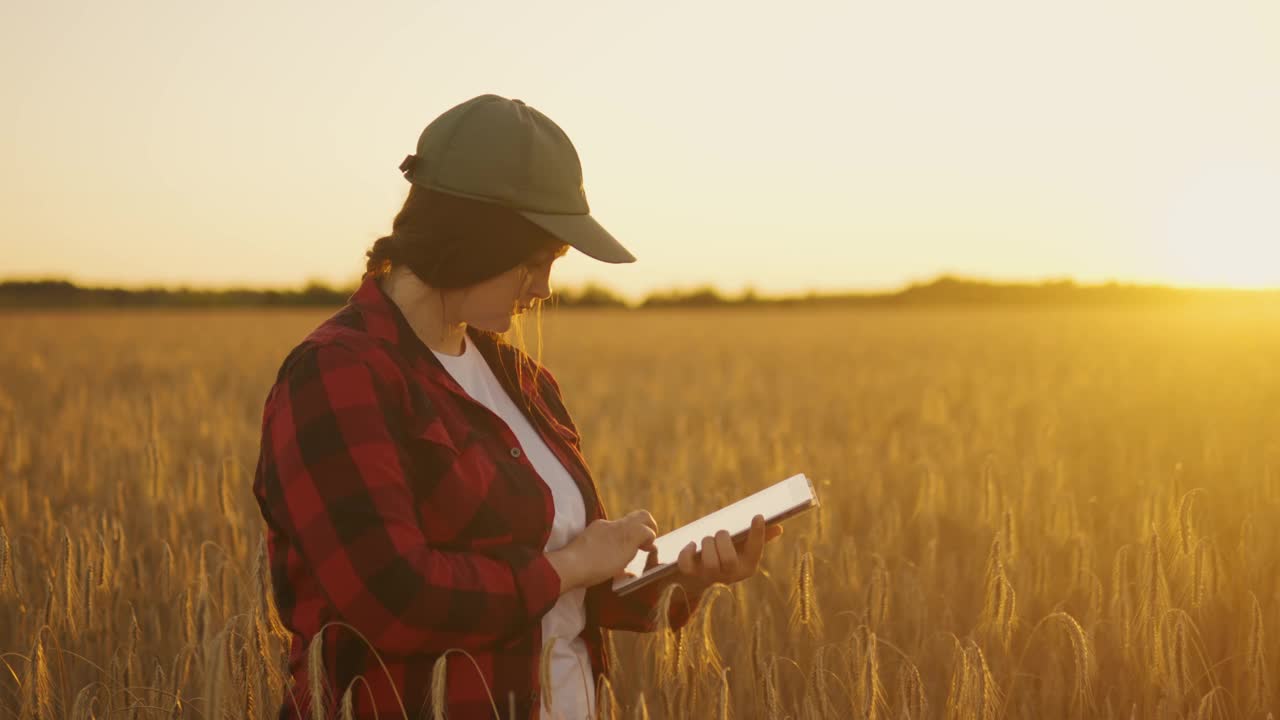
518,210,636,264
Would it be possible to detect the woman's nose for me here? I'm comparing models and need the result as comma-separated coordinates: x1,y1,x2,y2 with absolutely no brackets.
527,266,553,300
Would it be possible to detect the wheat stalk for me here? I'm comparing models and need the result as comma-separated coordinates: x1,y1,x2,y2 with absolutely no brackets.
716,667,731,720
595,672,618,720
855,628,885,720
896,659,928,720
632,691,650,720
789,548,824,639
539,635,558,716
1244,591,1270,713
977,537,1017,653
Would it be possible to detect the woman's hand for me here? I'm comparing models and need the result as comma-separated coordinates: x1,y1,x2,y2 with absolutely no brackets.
673,514,783,589
549,510,658,593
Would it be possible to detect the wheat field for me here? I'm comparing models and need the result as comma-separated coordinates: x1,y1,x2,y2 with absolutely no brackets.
1,304,1278,719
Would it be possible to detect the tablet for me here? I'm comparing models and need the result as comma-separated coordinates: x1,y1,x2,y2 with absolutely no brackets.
610,473,819,596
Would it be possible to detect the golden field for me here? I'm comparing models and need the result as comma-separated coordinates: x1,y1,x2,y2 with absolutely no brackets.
1,304,1278,719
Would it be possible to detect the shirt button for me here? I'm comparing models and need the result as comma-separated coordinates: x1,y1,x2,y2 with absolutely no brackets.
510,447,522,459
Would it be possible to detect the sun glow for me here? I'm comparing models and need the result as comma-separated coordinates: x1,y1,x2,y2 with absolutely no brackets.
1156,164,1280,289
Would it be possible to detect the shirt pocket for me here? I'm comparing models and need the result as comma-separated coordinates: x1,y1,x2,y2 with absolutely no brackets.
406,424,550,550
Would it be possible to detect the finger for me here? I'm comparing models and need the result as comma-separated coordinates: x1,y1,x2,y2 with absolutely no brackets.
714,530,739,579
635,524,657,552
700,535,721,578
644,547,659,570
765,524,784,542
733,515,766,544
626,509,658,536
742,515,767,567
678,542,698,575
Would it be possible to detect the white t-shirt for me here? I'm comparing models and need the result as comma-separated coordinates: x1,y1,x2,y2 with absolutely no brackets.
430,333,595,720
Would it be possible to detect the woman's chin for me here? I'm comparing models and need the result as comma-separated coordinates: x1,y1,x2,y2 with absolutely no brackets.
469,315,514,334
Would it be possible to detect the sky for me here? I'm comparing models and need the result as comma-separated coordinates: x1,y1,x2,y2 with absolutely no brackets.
3,0,1279,301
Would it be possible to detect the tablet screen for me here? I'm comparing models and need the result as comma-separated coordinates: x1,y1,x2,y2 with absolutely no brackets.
611,473,817,595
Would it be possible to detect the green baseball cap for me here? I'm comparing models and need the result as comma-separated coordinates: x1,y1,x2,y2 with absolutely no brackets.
399,93,636,264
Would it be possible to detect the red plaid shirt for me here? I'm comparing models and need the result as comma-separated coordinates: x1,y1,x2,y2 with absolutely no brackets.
253,274,703,719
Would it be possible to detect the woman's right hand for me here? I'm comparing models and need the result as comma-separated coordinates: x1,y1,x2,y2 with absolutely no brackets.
548,510,658,593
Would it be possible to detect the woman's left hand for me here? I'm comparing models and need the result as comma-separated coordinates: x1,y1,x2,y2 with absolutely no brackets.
673,514,783,588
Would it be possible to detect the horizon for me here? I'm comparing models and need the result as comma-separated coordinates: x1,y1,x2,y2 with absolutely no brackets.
5,270,1279,305
4,1,1280,297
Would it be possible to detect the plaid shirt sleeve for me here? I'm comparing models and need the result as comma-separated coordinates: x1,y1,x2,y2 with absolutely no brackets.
258,342,562,655
535,369,705,633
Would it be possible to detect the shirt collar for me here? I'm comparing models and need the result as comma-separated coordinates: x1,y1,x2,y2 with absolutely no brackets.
348,274,598,514
347,273,538,397
348,273,425,360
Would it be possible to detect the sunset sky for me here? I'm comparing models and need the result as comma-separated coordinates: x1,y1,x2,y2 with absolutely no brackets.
3,0,1279,300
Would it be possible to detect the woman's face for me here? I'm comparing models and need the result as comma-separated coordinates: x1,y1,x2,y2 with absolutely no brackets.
450,242,570,332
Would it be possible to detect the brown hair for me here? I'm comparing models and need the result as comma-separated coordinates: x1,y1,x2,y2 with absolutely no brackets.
365,184,567,427
365,185,562,288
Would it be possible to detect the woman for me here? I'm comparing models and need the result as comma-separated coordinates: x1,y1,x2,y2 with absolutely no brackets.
252,94,781,720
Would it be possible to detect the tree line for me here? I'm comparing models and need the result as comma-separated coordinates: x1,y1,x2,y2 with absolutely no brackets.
2,275,1278,309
